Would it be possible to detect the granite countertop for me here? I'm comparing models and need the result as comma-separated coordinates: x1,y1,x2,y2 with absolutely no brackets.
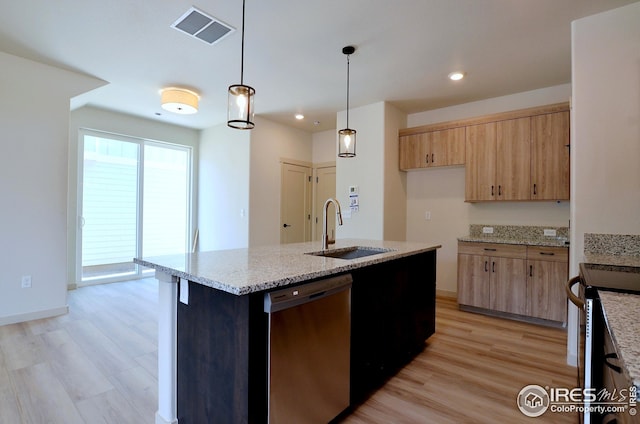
134,239,441,295
598,291,640,389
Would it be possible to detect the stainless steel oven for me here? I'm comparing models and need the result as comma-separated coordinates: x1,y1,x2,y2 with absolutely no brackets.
567,264,640,424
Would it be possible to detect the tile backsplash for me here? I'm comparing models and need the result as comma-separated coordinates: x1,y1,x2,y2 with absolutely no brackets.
468,225,569,242
584,233,640,256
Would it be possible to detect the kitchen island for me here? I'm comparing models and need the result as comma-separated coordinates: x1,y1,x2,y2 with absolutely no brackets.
135,239,440,424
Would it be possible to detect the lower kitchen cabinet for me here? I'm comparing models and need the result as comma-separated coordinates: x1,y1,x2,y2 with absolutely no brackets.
457,241,568,325
526,246,569,322
457,242,527,315
350,251,436,404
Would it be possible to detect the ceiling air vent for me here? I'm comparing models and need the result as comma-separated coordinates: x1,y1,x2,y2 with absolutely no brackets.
171,6,235,45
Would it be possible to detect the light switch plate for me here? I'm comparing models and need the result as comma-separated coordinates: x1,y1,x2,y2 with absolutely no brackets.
544,229,557,237
482,226,494,234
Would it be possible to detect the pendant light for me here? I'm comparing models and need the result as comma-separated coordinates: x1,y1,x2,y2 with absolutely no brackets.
227,0,255,129
338,45,356,157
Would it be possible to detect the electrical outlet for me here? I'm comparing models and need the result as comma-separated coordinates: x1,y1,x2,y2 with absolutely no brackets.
482,226,494,234
425,211,431,220
21,275,32,288
544,229,557,237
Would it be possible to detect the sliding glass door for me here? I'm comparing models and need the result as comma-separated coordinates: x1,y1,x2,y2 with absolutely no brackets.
79,130,191,283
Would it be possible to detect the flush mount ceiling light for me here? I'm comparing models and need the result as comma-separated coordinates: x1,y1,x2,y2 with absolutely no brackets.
338,45,356,158
227,0,255,130
295,114,304,120
160,88,199,114
448,71,465,81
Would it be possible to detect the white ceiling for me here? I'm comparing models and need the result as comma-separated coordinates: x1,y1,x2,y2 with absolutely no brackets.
0,0,637,133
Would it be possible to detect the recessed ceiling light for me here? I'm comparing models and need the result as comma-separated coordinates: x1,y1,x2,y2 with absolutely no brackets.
295,114,304,120
448,71,465,81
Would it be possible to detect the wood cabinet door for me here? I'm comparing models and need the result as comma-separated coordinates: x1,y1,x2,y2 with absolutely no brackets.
399,134,422,170
531,111,570,200
427,131,446,167
527,259,568,322
465,122,496,201
399,133,431,170
496,117,531,200
440,127,465,166
489,257,526,315
457,253,490,308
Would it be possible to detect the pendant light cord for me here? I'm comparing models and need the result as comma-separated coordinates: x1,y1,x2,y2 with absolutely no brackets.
240,0,246,85
346,54,350,128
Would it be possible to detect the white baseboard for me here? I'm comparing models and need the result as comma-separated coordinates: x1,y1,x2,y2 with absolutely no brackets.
436,288,457,299
0,305,68,326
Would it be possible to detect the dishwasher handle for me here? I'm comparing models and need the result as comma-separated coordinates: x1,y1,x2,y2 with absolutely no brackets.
264,273,352,313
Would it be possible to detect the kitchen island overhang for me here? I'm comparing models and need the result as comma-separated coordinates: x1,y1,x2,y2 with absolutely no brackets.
134,239,441,424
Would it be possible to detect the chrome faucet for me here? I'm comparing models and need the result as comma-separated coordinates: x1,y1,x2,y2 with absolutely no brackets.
322,198,343,251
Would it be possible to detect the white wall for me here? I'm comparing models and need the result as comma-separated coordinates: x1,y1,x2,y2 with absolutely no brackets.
68,106,200,283
405,84,572,296
336,102,386,240
199,123,251,251
567,1,640,365
249,116,313,246
312,129,336,163
383,103,408,241
0,52,104,324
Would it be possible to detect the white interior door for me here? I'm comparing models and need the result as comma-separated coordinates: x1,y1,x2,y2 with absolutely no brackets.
314,166,336,241
280,163,312,244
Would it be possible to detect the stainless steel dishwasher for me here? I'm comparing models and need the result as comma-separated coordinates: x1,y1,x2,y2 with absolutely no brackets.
264,274,352,424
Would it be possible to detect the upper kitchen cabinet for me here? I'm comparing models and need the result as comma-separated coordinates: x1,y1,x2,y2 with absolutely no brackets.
465,122,496,201
400,103,570,202
399,127,465,170
465,118,531,201
531,111,570,200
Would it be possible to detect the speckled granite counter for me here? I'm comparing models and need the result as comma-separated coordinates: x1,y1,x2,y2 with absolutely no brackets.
458,224,570,247
583,233,640,269
599,291,640,389
134,239,441,295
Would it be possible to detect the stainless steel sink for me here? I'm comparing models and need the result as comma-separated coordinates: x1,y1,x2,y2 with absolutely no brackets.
306,246,395,260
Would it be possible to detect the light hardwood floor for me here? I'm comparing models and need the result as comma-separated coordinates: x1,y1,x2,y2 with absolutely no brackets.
0,279,577,423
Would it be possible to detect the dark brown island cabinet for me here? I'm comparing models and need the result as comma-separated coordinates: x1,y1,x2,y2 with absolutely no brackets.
175,250,436,424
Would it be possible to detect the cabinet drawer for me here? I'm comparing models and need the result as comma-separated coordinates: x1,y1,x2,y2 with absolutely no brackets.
526,246,568,262
458,242,526,258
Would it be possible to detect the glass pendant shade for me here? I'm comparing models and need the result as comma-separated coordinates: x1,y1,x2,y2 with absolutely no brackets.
227,84,255,129
338,128,356,157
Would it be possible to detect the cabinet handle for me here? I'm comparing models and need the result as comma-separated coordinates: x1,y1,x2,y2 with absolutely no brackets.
484,261,488,272
425,154,429,164
492,261,496,273
491,185,494,196
431,153,434,163
533,183,537,195
483,248,497,251
539,252,555,256
529,265,533,277
498,185,502,196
